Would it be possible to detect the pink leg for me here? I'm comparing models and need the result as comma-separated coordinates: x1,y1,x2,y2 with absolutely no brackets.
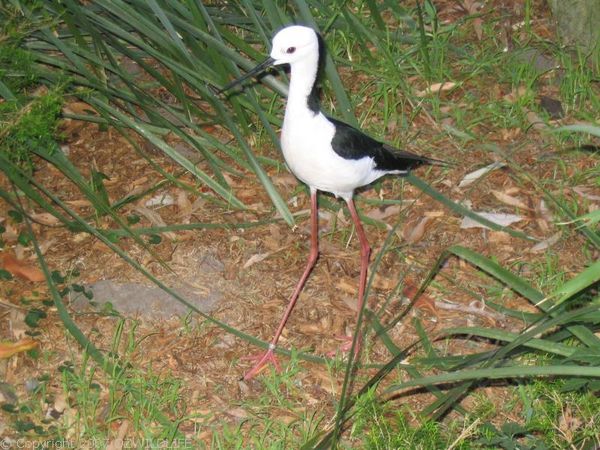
243,189,319,380
344,198,371,357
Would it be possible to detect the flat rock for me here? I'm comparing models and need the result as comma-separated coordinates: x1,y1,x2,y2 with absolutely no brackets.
71,279,221,319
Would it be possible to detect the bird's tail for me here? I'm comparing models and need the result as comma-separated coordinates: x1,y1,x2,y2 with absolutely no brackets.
381,144,452,170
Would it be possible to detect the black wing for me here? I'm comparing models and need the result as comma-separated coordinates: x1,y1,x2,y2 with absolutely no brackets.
328,117,441,172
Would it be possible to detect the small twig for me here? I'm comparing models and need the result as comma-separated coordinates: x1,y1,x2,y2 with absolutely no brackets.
447,417,482,450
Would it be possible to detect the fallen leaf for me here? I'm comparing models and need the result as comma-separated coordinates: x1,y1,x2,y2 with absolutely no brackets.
1,253,45,282
227,408,248,419
572,186,600,201
145,192,175,207
45,393,68,420
278,415,298,425
472,16,483,40
491,190,530,210
14,244,25,260
243,252,272,269
525,109,549,130
530,232,561,253
296,322,324,334
341,295,359,312
461,212,524,229
134,206,176,240
402,216,432,244
31,212,60,226
503,86,530,103
62,101,95,115
0,339,38,359
9,310,27,340
535,199,553,233
459,162,506,188
415,81,458,97
365,204,401,221
176,190,192,223
38,238,57,255
435,300,505,322
424,211,445,218
65,199,92,208
403,283,437,316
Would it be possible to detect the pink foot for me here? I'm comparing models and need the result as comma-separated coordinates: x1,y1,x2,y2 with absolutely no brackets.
241,346,281,380
326,334,362,358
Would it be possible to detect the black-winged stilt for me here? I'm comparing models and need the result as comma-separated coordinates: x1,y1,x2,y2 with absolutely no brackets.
221,25,443,380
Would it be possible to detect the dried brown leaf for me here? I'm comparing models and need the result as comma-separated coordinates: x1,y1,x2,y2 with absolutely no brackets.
0,339,38,359
530,232,561,253
491,190,530,210
176,190,193,223
402,216,433,244
525,110,548,130
572,186,600,201
144,193,175,207
242,252,272,269
134,206,176,240
227,408,249,419
460,212,523,229
1,253,45,282
503,86,529,103
365,204,401,221
65,199,92,208
415,81,458,97
459,162,506,188
31,212,61,226
403,283,437,316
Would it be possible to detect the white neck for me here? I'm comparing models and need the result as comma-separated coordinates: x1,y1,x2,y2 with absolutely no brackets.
285,54,320,117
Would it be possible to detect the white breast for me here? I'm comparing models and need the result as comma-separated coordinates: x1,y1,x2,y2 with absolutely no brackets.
281,112,379,200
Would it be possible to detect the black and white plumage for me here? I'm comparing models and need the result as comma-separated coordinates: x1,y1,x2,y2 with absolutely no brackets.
221,25,442,380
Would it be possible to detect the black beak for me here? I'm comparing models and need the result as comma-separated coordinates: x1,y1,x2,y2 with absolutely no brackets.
218,57,276,94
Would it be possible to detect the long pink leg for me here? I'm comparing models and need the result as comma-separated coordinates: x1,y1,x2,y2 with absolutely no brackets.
344,198,371,357
243,189,319,380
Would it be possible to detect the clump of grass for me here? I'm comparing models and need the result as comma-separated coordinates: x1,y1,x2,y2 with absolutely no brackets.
1,9,65,173
0,44,38,93
0,90,63,172
350,388,454,449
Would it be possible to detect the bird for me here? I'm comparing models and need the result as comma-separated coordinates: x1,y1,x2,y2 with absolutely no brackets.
220,25,444,381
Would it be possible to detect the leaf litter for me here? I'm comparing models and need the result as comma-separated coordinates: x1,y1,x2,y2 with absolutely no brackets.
1,2,599,446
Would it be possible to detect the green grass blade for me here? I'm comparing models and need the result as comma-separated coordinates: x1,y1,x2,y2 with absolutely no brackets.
552,259,600,306
385,365,600,394
439,327,577,357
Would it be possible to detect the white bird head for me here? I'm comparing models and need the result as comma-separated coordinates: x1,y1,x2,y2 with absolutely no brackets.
219,25,320,93
269,25,319,66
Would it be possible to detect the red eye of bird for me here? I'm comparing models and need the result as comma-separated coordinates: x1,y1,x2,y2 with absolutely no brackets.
286,46,296,54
